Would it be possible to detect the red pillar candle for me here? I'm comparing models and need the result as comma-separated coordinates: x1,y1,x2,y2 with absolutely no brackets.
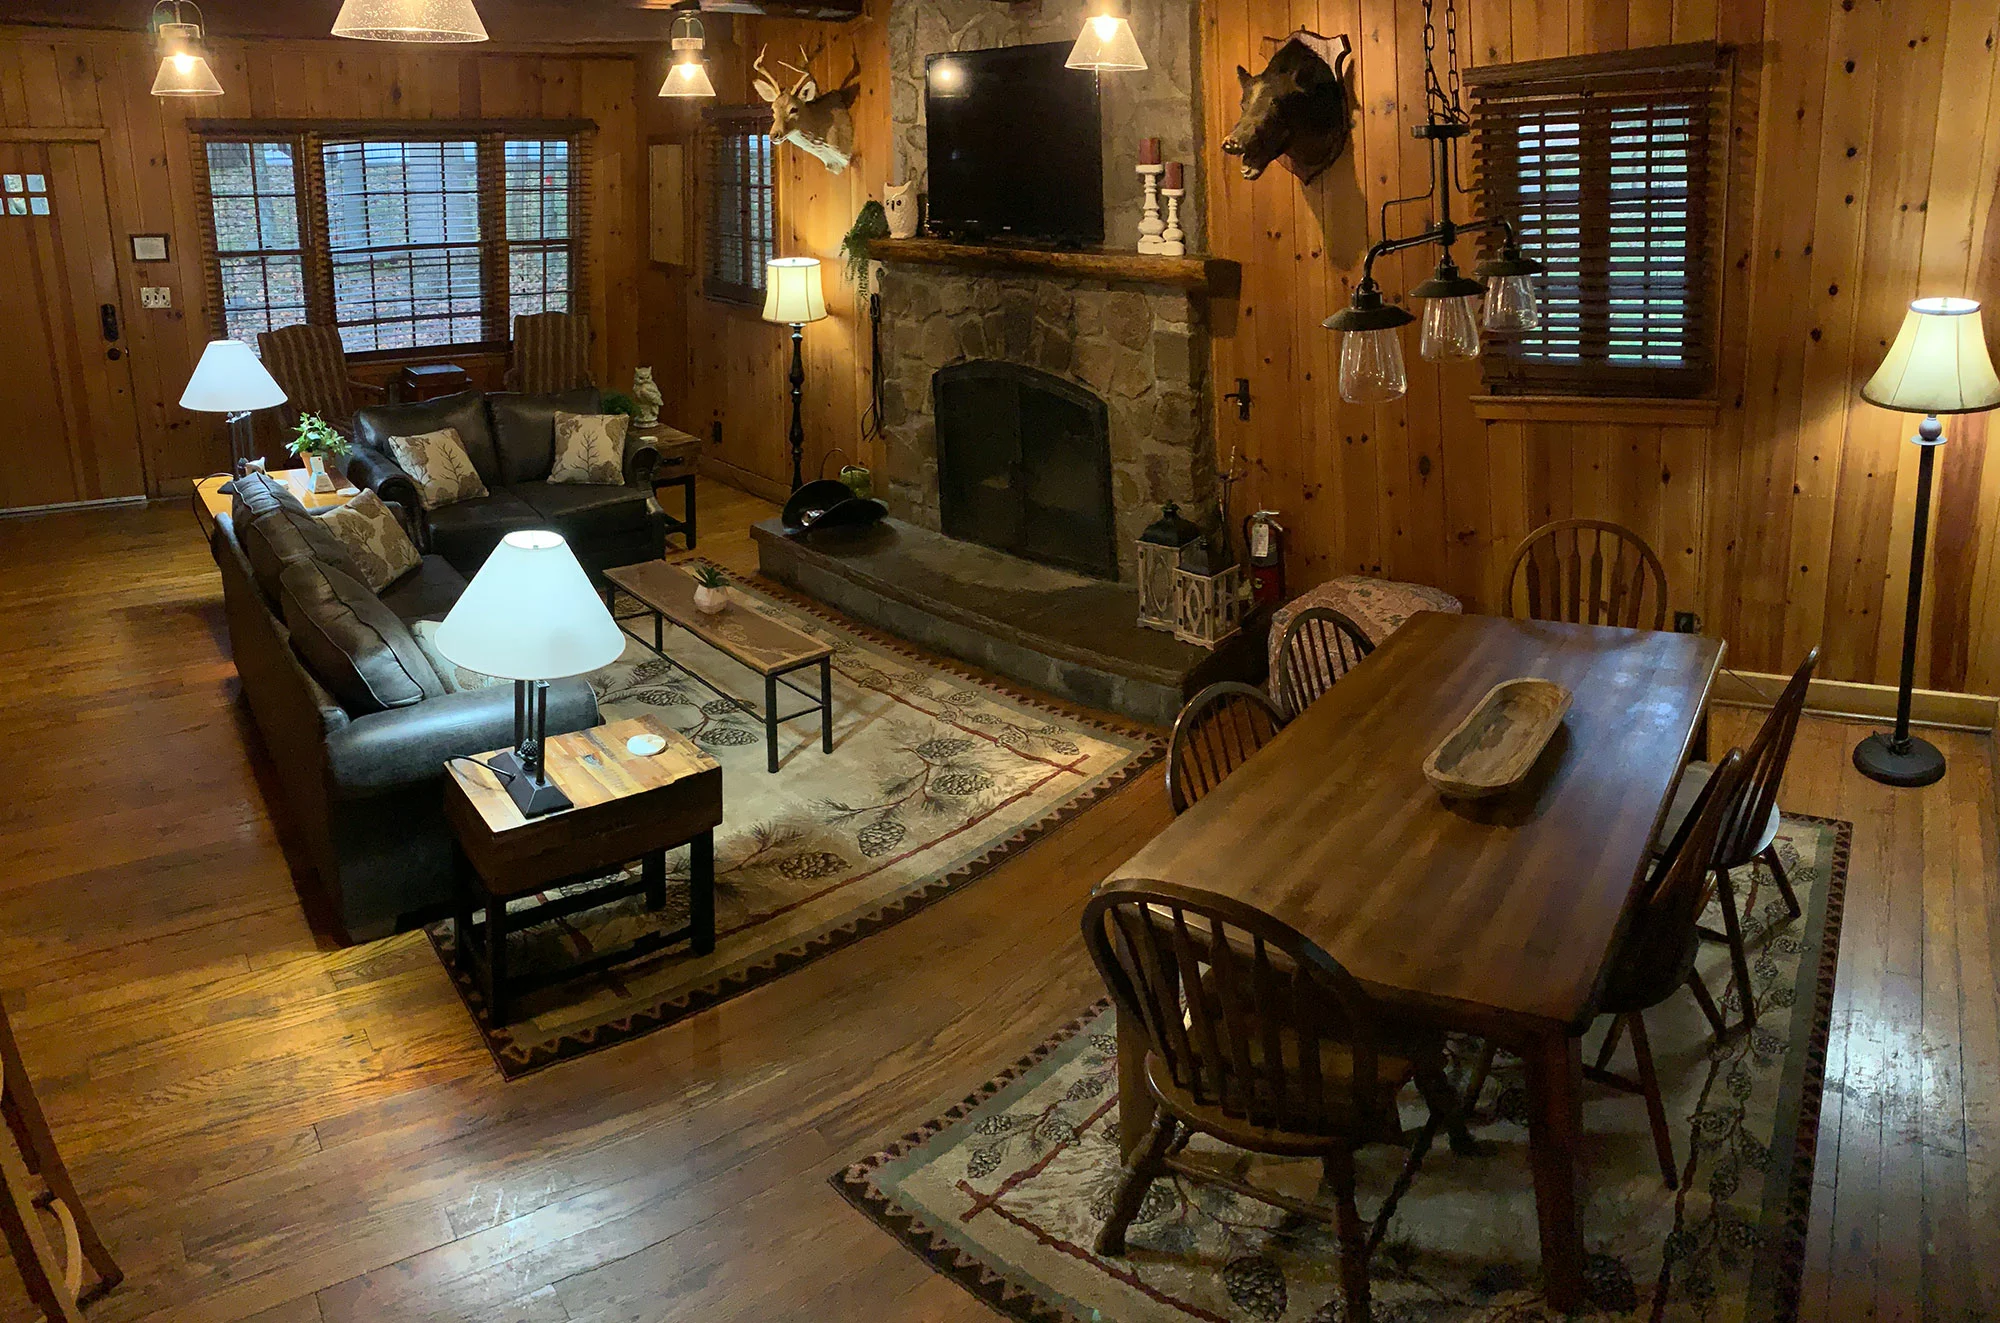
1163,160,1183,190
1139,137,1161,166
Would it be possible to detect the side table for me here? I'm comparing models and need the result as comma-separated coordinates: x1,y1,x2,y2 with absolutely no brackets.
397,362,470,402
636,422,700,550
443,714,723,1026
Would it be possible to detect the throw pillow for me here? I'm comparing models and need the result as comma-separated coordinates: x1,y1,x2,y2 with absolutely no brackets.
278,560,446,715
410,618,505,695
548,411,630,486
386,427,489,509
315,490,422,593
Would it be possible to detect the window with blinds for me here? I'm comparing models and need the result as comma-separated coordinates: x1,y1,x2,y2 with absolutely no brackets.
704,108,775,308
190,121,592,356
1468,44,1726,398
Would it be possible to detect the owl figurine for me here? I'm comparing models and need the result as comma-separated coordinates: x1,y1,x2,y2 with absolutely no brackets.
631,366,663,428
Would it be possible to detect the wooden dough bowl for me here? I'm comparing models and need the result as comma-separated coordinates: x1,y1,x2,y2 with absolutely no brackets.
1422,677,1574,799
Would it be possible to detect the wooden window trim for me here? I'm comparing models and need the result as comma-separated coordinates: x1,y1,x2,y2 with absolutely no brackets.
701,106,775,311
1468,43,1729,400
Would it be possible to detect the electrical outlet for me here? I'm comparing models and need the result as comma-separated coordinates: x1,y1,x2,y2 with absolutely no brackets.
710,420,723,448
1674,611,1699,634
139,286,172,309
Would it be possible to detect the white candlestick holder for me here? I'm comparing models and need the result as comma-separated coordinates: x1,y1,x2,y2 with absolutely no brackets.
1136,163,1164,254
1160,188,1186,257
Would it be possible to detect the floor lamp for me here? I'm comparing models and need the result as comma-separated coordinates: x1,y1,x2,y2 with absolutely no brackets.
762,257,828,492
181,339,287,476
1854,296,2000,787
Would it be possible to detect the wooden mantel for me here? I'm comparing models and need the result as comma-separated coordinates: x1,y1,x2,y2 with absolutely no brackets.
871,238,1239,295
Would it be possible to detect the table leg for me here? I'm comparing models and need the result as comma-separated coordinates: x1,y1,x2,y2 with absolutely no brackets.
689,830,716,955
765,672,780,774
654,607,663,654
452,852,475,976
643,849,666,911
684,478,697,549
485,893,511,1028
1116,1011,1156,1162
1524,1030,1586,1311
819,657,833,754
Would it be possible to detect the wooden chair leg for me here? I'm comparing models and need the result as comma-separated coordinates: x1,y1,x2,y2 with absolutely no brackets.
0,1092,87,1323
1593,1014,1628,1071
1707,867,1759,1033
1761,843,1803,919
1323,1146,1373,1323
1095,1109,1177,1256
0,1013,118,1298
1625,1014,1678,1190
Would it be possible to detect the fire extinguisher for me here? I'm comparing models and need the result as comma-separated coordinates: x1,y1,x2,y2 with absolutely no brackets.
1244,511,1286,606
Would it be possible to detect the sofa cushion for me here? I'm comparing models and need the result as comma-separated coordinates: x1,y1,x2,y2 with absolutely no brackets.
489,387,603,485
518,481,654,542
424,490,546,572
549,411,630,486
376,554,469,623
278,559,446,715
385,427,491,511
353,390,499,486
410,619,508,694
316,490,422,592
234,478,362,610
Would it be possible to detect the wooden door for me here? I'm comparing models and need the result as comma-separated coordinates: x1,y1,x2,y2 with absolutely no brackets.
0,141,144,511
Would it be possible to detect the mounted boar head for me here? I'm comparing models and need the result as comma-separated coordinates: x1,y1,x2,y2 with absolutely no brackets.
1223,31,1353,185
753,45,860,175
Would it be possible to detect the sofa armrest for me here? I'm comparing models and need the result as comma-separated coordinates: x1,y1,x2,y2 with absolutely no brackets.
350,379,388,402
346,445,425,529
325,679,600,799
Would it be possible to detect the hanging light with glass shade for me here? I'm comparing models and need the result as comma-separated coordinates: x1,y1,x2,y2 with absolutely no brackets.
1323,0,1541,402
331,0,488,43
150,1,224,98
659,8,716,98
1067,4,1147,73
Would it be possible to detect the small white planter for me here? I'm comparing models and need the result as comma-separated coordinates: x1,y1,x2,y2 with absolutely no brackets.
693,585,728,615
306,453,336,493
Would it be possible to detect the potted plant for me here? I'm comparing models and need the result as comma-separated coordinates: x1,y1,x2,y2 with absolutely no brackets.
692,564,730,615
841,199,891,299
288,413,352,493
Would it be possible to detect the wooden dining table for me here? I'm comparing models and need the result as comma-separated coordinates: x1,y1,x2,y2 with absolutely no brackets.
1105,610,1724,1312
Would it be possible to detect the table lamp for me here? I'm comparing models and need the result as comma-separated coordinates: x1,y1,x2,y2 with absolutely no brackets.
434,530,626,817
181,339,287,476
762,256,828,491
1854,295,2000,786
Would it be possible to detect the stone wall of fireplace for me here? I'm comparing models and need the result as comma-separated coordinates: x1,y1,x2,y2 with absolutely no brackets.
876,267,1211,583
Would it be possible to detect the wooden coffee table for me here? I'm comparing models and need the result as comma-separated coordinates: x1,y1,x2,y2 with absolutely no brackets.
602,561,833,774
443,715,723,1027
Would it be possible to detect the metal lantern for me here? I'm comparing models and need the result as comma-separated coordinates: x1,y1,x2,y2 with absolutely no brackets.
1173,528,1247,648
1137,502,1202,632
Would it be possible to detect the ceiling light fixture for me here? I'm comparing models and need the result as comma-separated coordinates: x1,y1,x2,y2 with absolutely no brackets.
331,0,488,44
1067,6,1147,73
149,1,224,98
659,8,716,99
1323,0,1542,402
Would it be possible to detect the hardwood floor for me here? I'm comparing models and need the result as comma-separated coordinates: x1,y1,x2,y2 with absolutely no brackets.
0,485,1991,1320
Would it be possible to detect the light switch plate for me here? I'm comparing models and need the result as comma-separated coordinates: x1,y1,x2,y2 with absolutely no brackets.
140,286,172,309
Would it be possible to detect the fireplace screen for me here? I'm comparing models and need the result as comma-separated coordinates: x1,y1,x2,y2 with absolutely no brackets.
933,361,1116,579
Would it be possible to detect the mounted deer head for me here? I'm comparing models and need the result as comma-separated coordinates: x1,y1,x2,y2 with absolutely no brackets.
753,44,860,175
1223,31,1353,185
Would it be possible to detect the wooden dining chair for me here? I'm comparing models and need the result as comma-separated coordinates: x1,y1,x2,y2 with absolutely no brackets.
1504,519,1669,630
0,996,121,1321
1275,606,1374,717
505,311,594,393
257,323,386,438
1082,879,1470,1322
1167,682,1288,815
1649,646,1819,1034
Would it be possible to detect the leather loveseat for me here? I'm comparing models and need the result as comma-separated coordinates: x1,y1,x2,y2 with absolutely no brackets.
345,388,665,578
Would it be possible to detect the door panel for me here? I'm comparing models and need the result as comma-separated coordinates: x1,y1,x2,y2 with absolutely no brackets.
0,141,143,511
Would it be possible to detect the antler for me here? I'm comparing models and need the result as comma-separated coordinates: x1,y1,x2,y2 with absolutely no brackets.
773,44,815,96
751,44,776,89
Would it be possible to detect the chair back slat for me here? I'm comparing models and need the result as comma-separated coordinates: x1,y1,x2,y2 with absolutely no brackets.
1716,647,1819,868
1626,749,1749,990
508,312,594,393
258,324,357,433
1083,881,1389,1135
1506,519,1669,631
1276,607,1374,717
1168,682,1288,815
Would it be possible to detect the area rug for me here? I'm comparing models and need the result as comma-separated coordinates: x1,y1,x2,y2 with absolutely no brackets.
425,565,1161,1078
835,817,1850,1323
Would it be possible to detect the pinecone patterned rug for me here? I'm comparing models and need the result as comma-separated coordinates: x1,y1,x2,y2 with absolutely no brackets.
835,818,1850,1322
426,565,1160,1078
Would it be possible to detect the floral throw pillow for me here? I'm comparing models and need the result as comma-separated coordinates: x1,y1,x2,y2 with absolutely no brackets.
316,490,422,593
549,411,630,486
386,427,489,509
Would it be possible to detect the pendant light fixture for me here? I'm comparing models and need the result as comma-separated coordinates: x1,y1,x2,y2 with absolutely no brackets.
1067,4,1147,73
1323,0,1542,402
150,1,224,98
332,0,488,43
659,8,716,99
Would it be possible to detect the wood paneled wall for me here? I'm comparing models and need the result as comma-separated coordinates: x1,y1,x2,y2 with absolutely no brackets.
1204,0,2000,694
0,26,645,492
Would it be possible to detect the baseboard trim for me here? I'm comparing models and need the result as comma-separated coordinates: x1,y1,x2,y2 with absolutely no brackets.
700,456,789,505
0,494,147,518
1713,669,1999,735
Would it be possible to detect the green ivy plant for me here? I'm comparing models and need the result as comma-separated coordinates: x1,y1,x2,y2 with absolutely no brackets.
601,390,639,418
841,199,891,299
288,413,351,462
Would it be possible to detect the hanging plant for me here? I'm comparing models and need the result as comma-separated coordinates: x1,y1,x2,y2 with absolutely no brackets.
841,199,891,299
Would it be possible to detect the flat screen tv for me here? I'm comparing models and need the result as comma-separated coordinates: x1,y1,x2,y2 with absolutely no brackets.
924,42,1103,245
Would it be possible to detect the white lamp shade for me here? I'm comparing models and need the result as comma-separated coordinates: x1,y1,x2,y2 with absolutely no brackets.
180,340,287,413
1067,14,1148,72
660,60,716,98
331,0,487,43
433,531,625,682
762,257,828,325
1862,296,2000,415
152,51,224,96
